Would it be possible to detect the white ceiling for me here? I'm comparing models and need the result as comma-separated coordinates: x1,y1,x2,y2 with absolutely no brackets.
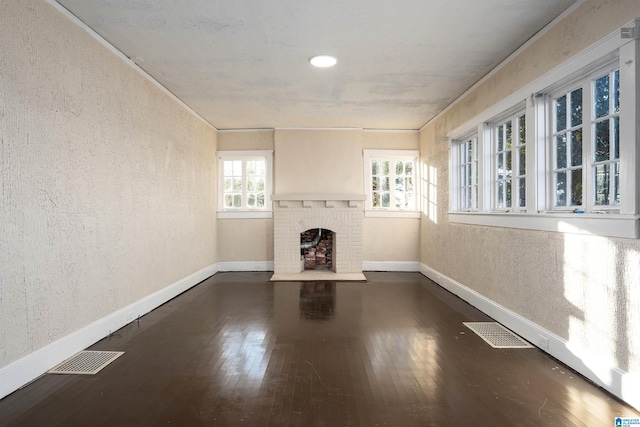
55,0,578,130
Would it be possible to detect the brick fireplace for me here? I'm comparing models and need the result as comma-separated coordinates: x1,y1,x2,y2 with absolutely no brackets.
270,194,367,281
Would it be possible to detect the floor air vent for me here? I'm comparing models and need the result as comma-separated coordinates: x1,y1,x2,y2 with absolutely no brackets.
47,351,124,375
463,322,534,348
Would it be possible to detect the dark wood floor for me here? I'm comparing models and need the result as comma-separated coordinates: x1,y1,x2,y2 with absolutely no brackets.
1,272,637,426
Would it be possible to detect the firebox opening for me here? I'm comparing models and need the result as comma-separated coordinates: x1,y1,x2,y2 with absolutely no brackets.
300,228,335,271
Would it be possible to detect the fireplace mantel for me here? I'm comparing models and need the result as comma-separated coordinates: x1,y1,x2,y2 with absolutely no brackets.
272,194,366,201
270,194,367,281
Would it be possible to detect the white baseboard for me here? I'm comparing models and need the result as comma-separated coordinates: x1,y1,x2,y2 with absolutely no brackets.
362,261,420,272
419,263,640,411
217,261,274,271
0,263,218,401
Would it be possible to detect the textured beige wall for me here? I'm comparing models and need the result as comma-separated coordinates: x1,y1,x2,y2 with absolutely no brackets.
420,0,640,382
217,219,274,262
217,129,275,151
0,0,218,368
362,130,419,150
274,129,363,194
363,218,420,262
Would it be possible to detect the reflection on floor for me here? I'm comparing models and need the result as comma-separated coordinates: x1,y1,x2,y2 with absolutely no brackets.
0,272,637,426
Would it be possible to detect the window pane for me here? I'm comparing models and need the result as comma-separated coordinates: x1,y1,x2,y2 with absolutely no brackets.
594,74,609,119
372,160,380,176
614,116,620,160
247,193,256,208
381,177,389,191
257,193,265,208
570,130,582,167
555,95,567,132
506,151,512,173
614,69,620,113
246,161,256,175
556,135,567,169
595,120,610,162
506,181,512,208
505,121,512,150
518,114,526,143
497,125,504,151
571,168,582,206
373,192,380,207
224,194,233,208
224,178,232,191
382,193,390,207
395,177,404,192
247,178,255,191
233,194,242,208
395,161,403,176
518,178,526,208
232,160,242,175
595,164,610,206
406,192,415,209
406,177,413,192
382,161,389,176
255,160,265,175
372,176,380,191
614,162,620,205
405,162,413,176
519,147,526,176
256,178,265,191
556,172,566,206
233,178,242,191
497,181,504,207
223,161,233,176
570,88,582,127
497,153,504,179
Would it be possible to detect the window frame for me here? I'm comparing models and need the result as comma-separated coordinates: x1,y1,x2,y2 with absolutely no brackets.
216,150,273,219
490,107,527,213
363,149,420,218
547,62,621,214
447,25,639,239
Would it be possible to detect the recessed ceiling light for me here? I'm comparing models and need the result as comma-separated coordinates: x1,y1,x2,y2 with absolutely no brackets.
309,55,337,68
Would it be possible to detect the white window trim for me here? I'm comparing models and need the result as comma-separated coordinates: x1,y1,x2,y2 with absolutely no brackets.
489,105,527,213
363,149,420,218
447,22,639,239
216,150,273,219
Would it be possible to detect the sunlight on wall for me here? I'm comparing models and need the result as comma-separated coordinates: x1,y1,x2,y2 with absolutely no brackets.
562,226,619,381
421,162,438,224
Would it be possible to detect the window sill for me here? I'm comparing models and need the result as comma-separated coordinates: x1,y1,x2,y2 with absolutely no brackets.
448,212,640,239
365,210,420,219
217,211,273,219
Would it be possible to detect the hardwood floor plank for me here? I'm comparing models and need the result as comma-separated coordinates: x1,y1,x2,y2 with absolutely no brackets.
0,272,637,426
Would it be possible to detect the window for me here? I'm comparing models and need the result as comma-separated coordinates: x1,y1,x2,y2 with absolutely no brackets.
217,151,273,218
447,27,639,239
551,66,620,212
363,150,419,217
493,110,526,211
456,134,479,211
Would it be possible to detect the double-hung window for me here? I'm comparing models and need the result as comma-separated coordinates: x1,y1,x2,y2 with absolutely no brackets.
456,134,479,212
551,65,620,212
363,150,420,217
217,150,273,218
493,110,526,211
